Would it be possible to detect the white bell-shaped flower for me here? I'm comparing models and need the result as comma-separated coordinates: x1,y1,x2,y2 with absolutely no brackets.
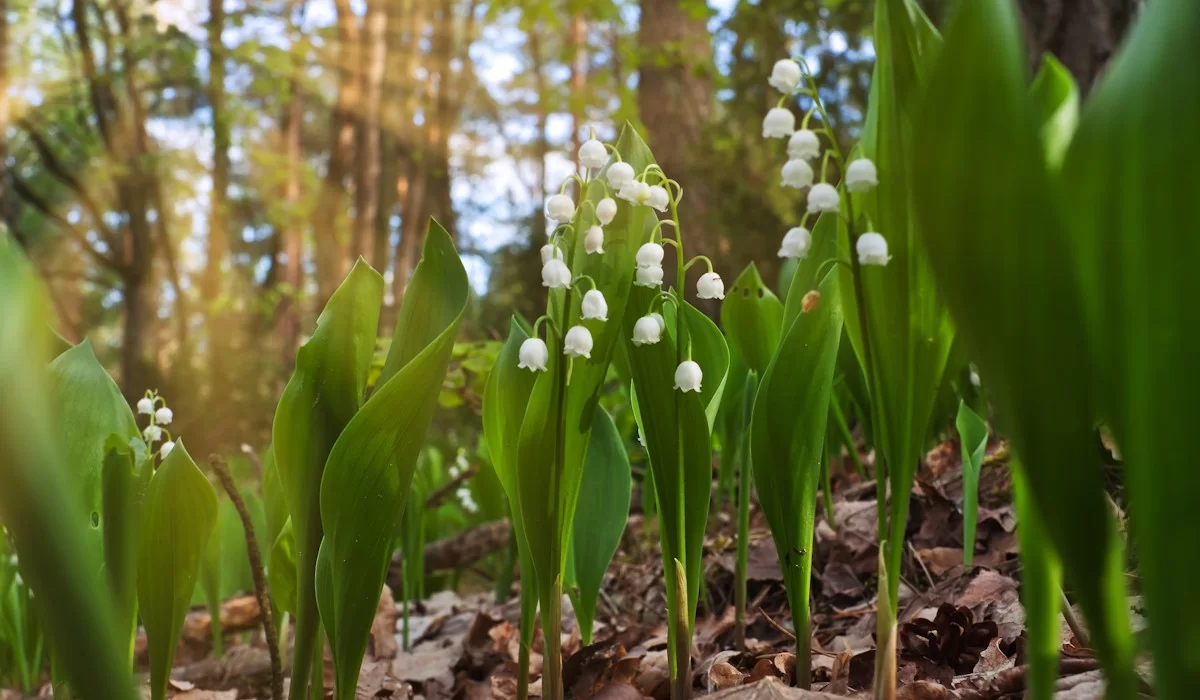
807,183,840,214
845,158,878,192
541,243,563,264
155,407,173,425
788,130,821,160
542,258,573,289
647,185,670,212
697,272,725,300
579,138,608,170
585,226,605,254
518,337,549,372
563,325,593,358
769,59,802,94
606,161,636,189
781,159,814,189
763,108,795,139
635,265,664,288
632,315,663,346
636,242,665,267
617,180,652,206
144,425,163,442
581,289,608,321
674,360,703,393
546,194,576,223
651,312,666,331
778,227,812,259
596,197,618,225
137,397,154,415
160,441,176,459
856,232,890,266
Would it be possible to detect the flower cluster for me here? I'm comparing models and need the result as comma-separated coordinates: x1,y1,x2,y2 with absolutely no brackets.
137,390,176,460
764,57,890,268
448,450,479,514
519,130,726,393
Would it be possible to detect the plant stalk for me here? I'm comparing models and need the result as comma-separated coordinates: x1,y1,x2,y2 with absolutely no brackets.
671,559,692,700
733,375,755,649
830,396,866,479
540,579,564,700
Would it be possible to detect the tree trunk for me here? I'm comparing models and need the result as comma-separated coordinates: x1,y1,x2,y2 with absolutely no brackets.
392,0,428,308
205,0,232,401
636,0,716,305
568,13,587,180
1017,0,1140,94
277,0,307,365
312,0,361,305
353,0,387,266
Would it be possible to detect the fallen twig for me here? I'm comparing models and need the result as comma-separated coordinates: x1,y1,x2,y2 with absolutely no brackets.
424,464,480,509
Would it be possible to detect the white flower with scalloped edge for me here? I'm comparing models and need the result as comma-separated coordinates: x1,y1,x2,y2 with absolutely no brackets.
541,244,563,264
585,226,605,255
636,242,665,267
647,185,670,212
581,289,608,322
697,272,725,300
618,180,653,207
856,232,890,266
606,162,636,189
160,441,176,459
763,108,795,139
155,407,173,425
542,259,572,289
144,425,163,443
632,315,663,346
546,194,575,223
781,159,814,189
788,130,821,161
769,59,802,94
778,227,811,259
518,337,548,372
563,325,593,359
845,159,878,192
579,139,608,170
596,198,617,225
635,265,664,288
807,183,840,214
137,397,154,415
674,360,703,393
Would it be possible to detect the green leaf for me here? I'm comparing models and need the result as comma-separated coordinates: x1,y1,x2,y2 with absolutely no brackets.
750,267,843,657
101,435,152,663
137,441,219,700
269,520,298,617
721,263,783,376
569,407,631,645
954,401,987,566
912,0,1135,694
1028,55,1079,169
272,258,383,697
315,221,469,700
1011,459,1061,700
1059,2,1200,693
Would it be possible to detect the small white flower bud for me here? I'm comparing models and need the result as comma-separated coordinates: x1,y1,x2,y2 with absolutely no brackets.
160,441,176,459
632,316,663,346
585,226,605,255
581,289,608,321
546,194,576,223
143,425,163,442
647,185,670,212
596,197,618,225
542,259,573,289
856,232,890,266
651,312,666,331
606,161,636,189
781,159,814,189
618,180,652,206
154,407,173,425
137,397,154,415
807,183,840,214
541,243,563,264
788,130,821,160
563,325,593,359
674,360,703,393
518,338,549,372
636,243,665,267
579,138,608,170
635,265,664,288
845,158,878,192
763,108,795,139
778,227,812,259
696,272,725,300
769,59,802,94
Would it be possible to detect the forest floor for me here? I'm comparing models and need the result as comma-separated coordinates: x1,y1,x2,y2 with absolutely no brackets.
12,436,1130,700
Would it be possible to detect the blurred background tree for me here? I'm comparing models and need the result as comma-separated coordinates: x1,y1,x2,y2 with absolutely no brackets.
0,0,1136,458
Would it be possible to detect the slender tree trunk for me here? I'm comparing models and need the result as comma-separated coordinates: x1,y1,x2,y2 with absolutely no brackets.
393,0,429,307
277,0,307,364
312,0,361,305
568,13,586,177
353,0,387,265
205,0,232,403
0,0,10,239
1017,0,1140,94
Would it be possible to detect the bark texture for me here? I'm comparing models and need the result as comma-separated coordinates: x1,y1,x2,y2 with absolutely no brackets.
1017,0,1141,93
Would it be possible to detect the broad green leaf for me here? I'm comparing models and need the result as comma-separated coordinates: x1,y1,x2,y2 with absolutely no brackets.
260,447,288,567
48,341,141,555
954,402,987,566
912,0,1135,694
1029,55,1079,169
1060,2,1200,693
269,520,298,617
315,221,468,700
721,263,783,376
101,435,152,663
0,243,139,698
137,441,218,700
1011,459,1061,700
272,259,383,698
569,407,631,645
714,354,749,504
751,267,842,661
